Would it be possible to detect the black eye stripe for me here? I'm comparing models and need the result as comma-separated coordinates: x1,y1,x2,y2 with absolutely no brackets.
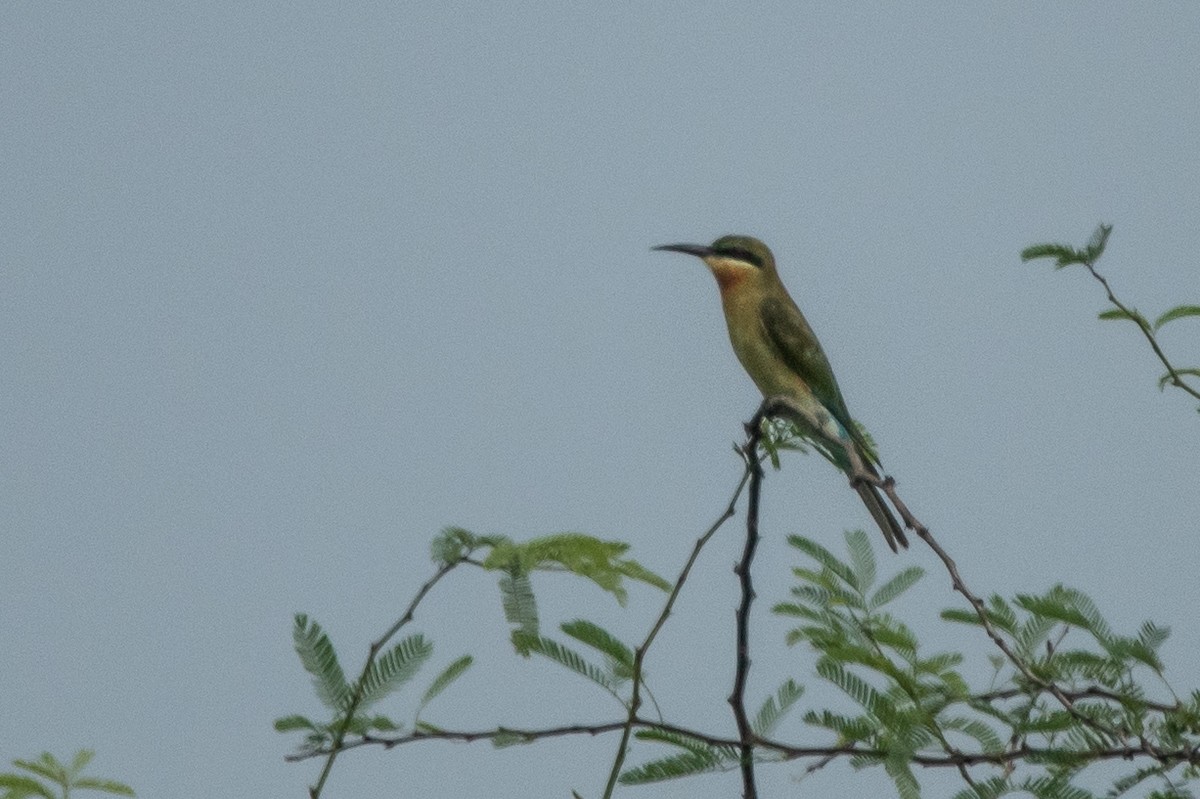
716,247,763,268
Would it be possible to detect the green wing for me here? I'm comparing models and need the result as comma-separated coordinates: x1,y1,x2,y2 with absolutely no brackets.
759,295,875,461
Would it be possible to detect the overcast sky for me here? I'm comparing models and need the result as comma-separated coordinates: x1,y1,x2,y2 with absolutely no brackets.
3,3,1198,797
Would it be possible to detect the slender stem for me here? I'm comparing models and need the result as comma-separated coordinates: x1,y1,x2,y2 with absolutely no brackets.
309,556,467,799
1083,261,1200,402
729,408,769,799
601,461,753,798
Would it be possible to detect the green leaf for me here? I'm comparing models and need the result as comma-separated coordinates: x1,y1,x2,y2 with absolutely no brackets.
817,659,884,719
491,729,534,748
1136,620,1170,653
417,654,473,716
845,529,876,593
1083,223,1113,262
883,754,921,799
618,750,724,785
0,775,55,799
1021,242,1084,266
952,776,1010,799
365,714,400,732
430,526,478,565
359,633,433,710
12,755,64,785
870,566,924,609
1020,774,1094,799
1015,613,1058,659
274,714,320,732
484,533,669,604
802,708,875,742
752,678,804,736
940,608,986,626
1021,224,1110,269
1098,308,1150,330
292,614,352,710
1158,367,1200,390
939,716,1003,753
524,636,618,695
67,750,94,779
70,777,136,797
1153,304,1200,331
913,651,964,676
787,535,858,593
560,619,633,677
498,568,539,655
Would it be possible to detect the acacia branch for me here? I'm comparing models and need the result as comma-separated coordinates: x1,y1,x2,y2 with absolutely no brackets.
874,477,1143,752
727,408,770,799
288,717,1200,772
1081,259,1200,402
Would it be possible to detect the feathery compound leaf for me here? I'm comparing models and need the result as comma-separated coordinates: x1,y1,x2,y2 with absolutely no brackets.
430,526,478,565
292,614,352,710
870,566,924,610
524,636,617,694
845,529,876,592
1098,308,1150,331
952,776,1010,799
940,607,987,626
638,729,720,753
884,755,921,799
12,755,65,784
1084,223,1112,262
1055,586,1113,643
70,778,136,797
817,659,884,718
1020,774,1094,799
939,716,1004,753
484,533,669,604
787,535,858,592
274,715,320,732
67,750,94,778
1154,304,1200,330
1020,242,1087,268
1137,620,1171,652
0,774,54,799
359,633,433,710
802,708,876,741
1015,613,1058,659
498,567,539,655
560,619,633,675
753,678,804,736
417,654,473,715
619,750,724,785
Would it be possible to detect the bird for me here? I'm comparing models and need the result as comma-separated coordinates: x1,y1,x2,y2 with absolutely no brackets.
653,235,908,552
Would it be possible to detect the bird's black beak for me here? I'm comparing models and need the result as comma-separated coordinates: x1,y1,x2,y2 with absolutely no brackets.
652,243,714,258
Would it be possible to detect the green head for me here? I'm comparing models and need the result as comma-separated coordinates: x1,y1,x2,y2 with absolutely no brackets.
652,235,777,276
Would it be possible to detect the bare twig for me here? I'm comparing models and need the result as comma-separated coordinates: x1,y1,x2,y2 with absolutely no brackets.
289,717,1200,771
726,404,774,799
308,555,468,799
601,464,752,798
1081,260,1200,402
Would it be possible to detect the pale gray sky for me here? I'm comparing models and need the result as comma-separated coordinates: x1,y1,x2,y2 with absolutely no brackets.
3,3,1198,797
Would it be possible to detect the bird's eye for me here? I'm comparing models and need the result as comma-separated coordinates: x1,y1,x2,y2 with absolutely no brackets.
719,247,763,268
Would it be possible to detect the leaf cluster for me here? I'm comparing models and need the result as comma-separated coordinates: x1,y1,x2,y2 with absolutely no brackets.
1022,223,1200,404
766,531,1198,798
277,527,668,759
0,751,133,799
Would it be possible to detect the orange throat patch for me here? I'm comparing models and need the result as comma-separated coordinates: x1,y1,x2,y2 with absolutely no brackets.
710,264,749,295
